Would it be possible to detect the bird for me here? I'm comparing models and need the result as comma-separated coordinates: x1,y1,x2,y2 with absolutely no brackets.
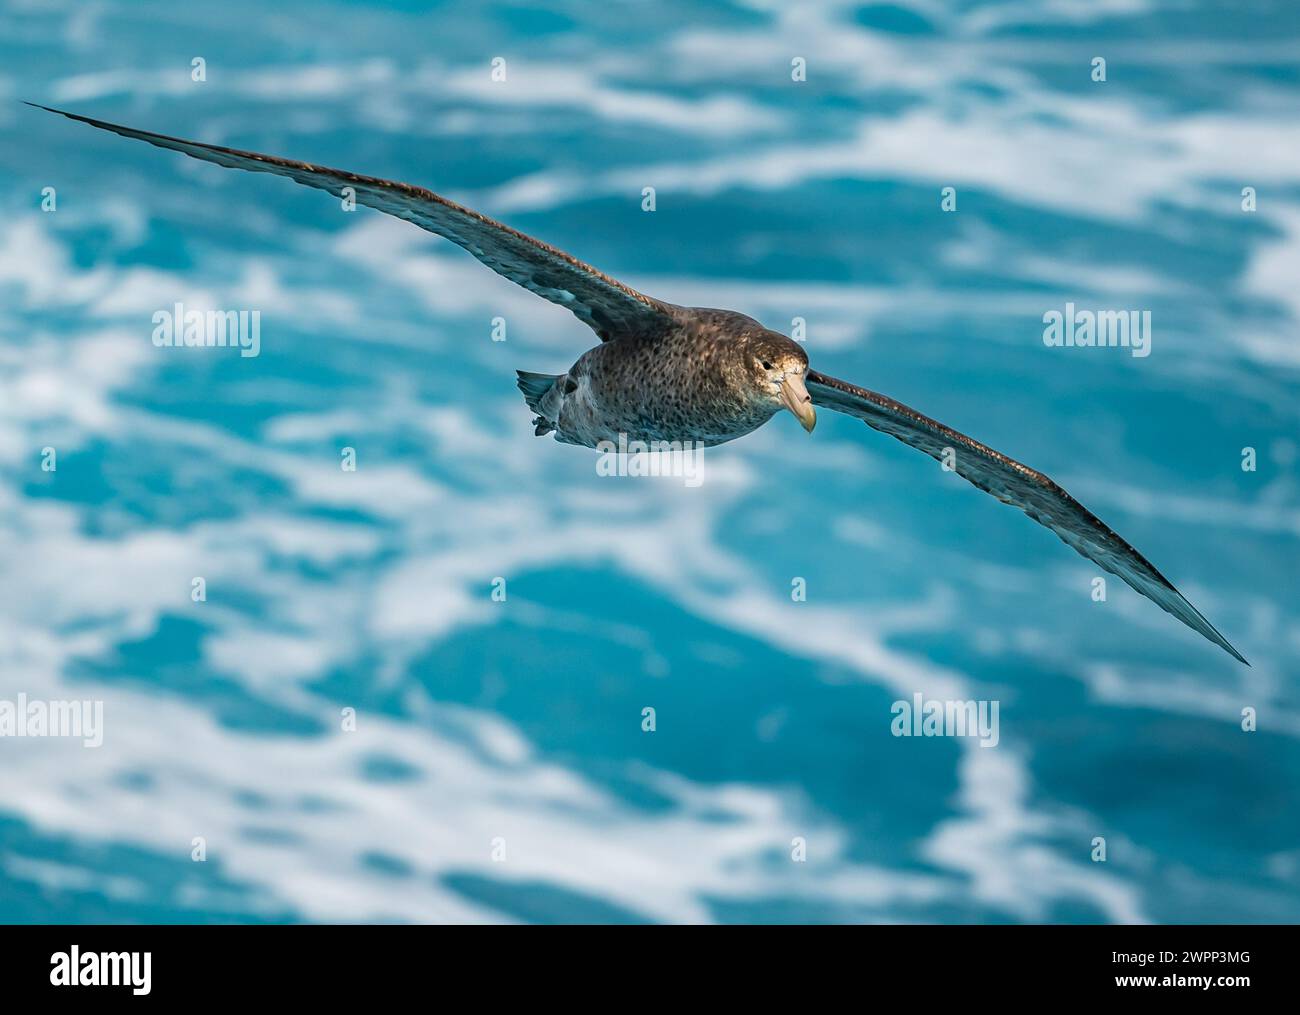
28,102,1248,665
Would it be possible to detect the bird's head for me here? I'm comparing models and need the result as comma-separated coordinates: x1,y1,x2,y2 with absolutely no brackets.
741,330,815,433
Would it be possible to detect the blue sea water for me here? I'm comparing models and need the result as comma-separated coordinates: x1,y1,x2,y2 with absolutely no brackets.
0,0,1297,924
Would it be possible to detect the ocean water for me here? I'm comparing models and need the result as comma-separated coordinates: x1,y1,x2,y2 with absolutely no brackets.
0,0,1297,924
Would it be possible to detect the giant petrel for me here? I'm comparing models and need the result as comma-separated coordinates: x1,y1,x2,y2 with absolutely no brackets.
28,103,1248,664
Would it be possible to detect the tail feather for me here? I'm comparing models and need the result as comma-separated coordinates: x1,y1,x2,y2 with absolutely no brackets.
516,370,560,412
516,370,562,437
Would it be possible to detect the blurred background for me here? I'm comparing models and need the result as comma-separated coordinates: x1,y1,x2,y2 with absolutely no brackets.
0,0,1297,923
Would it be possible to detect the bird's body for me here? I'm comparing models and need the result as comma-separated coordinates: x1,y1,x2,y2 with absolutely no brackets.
522,308,792,448
28,102,1249,665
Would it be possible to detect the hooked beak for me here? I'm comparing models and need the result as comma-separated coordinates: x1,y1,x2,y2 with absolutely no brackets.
780,372,816,433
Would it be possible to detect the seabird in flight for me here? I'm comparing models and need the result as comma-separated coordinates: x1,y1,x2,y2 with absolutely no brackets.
28,103,1249,665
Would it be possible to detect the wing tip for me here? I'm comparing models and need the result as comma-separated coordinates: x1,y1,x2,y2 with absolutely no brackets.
24,101,86,124
1220,638,1250,667
1181,597,1249,666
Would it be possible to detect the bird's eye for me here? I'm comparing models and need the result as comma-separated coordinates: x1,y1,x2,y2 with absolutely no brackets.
761,360,773,370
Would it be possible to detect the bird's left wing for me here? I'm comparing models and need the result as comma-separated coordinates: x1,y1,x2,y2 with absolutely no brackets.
28,103,677,342
805,369,1248,665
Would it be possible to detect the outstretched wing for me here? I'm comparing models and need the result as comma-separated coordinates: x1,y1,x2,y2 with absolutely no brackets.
806,370,1248,665
28,103,676,342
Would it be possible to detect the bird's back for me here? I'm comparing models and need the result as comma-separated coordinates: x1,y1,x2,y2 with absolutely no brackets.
541,309,777,447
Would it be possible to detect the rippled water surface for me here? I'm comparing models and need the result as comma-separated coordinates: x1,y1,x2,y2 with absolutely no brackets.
1,0,1298,923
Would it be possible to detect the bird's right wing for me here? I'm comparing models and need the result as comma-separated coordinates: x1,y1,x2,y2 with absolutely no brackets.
806,369,1248,665
29,103,678,342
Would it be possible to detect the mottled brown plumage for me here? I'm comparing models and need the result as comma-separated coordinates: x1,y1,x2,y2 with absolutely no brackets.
30,103,1248,665
522,309,807,447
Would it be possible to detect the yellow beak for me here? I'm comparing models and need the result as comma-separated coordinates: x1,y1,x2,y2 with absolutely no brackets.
780,373,816,433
